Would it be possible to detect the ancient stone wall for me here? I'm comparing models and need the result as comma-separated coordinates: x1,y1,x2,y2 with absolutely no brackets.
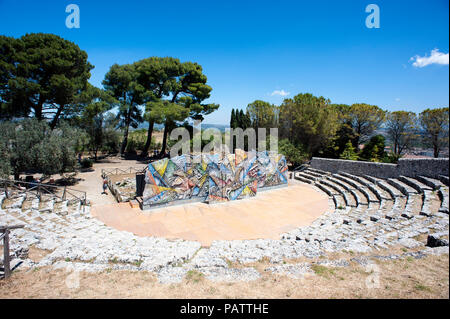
310,157,449,179
397,158,449,178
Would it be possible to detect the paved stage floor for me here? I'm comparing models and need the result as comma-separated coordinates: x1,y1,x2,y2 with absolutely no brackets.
91,181,330,247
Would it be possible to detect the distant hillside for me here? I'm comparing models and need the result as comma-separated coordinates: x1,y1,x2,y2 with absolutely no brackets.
200,124,229,132
132,122,229,132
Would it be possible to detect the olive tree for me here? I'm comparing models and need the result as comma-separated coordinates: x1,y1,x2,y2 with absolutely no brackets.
0,119,80,180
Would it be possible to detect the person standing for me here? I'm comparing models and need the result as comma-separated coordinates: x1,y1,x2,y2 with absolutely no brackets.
102,178,108,195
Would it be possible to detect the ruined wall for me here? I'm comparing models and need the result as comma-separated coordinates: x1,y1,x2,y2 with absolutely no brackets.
397,158,449,178
310,157,449,179
142,150,288,208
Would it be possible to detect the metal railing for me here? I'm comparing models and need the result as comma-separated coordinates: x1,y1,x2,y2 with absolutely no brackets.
1,224,24,279
290,163,310,179
101,167,147,178
0,179,87,207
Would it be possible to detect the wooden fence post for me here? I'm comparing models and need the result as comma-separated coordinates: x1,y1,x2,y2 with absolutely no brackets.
4,181,9,199
3,229,10,279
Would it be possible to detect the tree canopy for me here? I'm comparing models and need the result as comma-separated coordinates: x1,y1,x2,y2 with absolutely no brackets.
103,63,145,155
279,93,339,155
0,33,93,128
386,111,418,156
137,57,219,156
348,103,386,146
230,108,251,130
419,107,449,158
246,100,277,129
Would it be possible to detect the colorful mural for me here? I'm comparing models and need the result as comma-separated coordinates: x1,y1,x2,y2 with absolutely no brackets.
142,150,288,208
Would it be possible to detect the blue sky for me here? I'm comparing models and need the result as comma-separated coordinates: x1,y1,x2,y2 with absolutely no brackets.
0,0,448,125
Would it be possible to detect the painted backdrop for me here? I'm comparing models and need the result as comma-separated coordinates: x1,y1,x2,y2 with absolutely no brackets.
142,150,288,207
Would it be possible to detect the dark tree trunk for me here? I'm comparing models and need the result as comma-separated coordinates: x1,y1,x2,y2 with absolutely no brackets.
35,107,42,121
120,108,132,156
141,120,154,158
49,104,65,130
433,135,440,158
158,92,179,157
159,121,170,157
34,95,44,120
120,124,129,156
434,145,439,158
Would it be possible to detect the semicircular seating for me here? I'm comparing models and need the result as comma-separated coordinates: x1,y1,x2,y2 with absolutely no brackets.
294,166,448,233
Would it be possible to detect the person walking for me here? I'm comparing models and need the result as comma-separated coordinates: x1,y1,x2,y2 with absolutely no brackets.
102,178,108,195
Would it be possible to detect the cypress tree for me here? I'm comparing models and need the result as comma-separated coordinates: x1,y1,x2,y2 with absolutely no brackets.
238,109,245,128
230,108,236,129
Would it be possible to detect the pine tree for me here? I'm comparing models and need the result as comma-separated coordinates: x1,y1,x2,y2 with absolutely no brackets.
339,141,358,161
230,109,236,129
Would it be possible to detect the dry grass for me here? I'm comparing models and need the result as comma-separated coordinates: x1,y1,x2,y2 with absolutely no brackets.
1,253,448,299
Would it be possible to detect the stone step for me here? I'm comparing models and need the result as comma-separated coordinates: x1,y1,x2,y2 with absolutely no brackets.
387,178,418,196
438,188,449,214
53,200,69,216
398,176,433,193
332,194,347,210
306,167,329,176
438,175,449,186
388,196,407,217
416,176,444,190
365,176,404,198
365,201,381,216
338,172,391,201
304,169,324,178
297,172,319,182
1,195,26,210
333,173,379,203
0,192,5,208
294,174,313,184
67,200,82,215
420,190,439,217
320,179,347,195
314,183,337,197
21,195,39,211
38,198,54,213
317,179,360,207
379,198,394,213
403,193,423,217
316,180,339,196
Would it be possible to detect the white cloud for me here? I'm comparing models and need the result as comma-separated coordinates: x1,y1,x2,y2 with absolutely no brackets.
271,89,290,97
410,49,449,68
395,98,401,102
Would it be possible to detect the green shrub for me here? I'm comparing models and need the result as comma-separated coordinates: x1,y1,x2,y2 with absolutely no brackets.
278,139,309,166
81,158,93,168
359,135,386,162
339,141,358,160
